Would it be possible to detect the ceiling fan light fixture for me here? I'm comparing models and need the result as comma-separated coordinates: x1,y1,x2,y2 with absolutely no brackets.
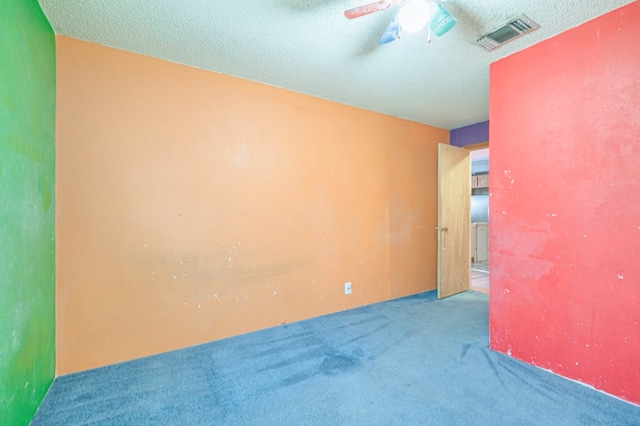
398,0,430,34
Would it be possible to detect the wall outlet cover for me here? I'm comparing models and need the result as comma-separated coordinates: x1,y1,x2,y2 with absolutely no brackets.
344,282,352,295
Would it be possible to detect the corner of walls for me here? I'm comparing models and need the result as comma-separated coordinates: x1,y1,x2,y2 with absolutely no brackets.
489,2,640,405
0,0,57,424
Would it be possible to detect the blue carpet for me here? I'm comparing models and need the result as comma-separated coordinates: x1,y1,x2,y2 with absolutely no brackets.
33,291,640,425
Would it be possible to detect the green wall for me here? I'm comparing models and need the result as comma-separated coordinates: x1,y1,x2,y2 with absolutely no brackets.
0,0,56,424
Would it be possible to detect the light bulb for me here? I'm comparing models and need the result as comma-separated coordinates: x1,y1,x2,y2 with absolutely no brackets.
398,0,430,34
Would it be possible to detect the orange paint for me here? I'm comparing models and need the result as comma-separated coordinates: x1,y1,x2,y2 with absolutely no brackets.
56,36,448,374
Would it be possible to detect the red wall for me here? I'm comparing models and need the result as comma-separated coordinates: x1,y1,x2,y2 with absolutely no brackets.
490,2,640,405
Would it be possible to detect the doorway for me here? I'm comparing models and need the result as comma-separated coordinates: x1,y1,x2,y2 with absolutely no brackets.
469,146,489,294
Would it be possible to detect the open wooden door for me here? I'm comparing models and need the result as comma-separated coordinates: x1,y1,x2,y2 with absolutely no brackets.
437,144,471,299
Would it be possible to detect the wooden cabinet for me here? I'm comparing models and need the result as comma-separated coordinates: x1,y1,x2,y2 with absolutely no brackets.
472,174,489,189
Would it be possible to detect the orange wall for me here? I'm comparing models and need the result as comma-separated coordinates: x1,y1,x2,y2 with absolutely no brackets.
56,36,449,374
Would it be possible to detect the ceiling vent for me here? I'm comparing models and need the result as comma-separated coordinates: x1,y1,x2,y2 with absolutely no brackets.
476,14,540,51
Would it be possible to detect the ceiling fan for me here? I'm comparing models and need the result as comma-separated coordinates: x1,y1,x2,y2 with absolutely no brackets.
344,0,458,45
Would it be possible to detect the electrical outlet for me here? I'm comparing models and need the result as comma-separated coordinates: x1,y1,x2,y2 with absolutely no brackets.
344,282,352,295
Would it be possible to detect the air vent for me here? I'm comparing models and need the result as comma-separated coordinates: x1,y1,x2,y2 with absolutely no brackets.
476,14,540,51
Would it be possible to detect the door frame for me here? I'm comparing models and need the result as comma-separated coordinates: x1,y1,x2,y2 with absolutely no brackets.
466,142,490,294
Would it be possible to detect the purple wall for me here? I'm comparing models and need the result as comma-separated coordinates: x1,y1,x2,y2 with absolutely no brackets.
450,121,489,147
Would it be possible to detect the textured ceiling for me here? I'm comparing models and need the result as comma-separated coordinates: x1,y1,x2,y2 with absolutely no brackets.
39,0,635,129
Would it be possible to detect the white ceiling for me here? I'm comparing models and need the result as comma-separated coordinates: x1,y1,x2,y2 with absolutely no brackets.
39,0,634,129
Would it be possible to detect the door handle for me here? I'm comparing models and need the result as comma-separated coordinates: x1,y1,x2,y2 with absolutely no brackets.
436,226,449,250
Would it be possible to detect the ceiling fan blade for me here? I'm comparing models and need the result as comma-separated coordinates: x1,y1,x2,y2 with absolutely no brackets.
430,4,457,37
344,0,403,20
378,13,401,44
